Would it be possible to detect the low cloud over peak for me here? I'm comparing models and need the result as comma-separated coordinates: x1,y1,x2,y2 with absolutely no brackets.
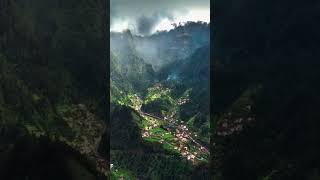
111,0,210,35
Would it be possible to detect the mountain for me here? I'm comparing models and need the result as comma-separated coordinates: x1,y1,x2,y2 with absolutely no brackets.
111,30,156,93
144,44,211,144
110,22,210,179
134,21,210,69
0,1,108,179
212,0,320,179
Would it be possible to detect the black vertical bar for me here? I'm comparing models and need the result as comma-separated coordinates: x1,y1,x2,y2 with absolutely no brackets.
102,0,111,171
210,0,215,178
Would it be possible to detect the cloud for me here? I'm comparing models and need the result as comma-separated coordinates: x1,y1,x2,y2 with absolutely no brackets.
110,0,210,34
136,11,174,35
110,0,209,11
136,15,157,35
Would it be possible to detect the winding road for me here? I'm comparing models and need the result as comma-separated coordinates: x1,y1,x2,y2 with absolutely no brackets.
139,111,209,155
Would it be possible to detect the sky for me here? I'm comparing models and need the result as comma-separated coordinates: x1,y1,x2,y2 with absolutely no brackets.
110,0,210,35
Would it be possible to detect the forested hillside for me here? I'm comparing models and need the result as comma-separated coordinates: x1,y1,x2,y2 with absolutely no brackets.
0,1,108,179
212,0,320,179
110,22,210,179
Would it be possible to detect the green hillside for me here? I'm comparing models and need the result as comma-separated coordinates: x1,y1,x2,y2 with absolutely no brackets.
212,0,320,179
110,22,210,179
0,1,108,179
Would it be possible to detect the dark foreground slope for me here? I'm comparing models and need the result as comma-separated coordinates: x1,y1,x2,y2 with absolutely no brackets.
213,0,320,179
0,1,108,179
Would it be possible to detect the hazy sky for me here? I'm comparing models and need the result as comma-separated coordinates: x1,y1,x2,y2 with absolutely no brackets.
110,0,210,35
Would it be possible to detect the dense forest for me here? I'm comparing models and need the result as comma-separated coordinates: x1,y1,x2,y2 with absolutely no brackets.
1,0,319,179
0,1,108,179
212,0,320,179
110,22,210,179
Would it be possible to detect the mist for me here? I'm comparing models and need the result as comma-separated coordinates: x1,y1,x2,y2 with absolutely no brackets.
111,22,210,72
110,0,210,35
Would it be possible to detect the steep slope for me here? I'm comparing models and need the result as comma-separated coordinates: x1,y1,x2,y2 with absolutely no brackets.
212,0,320,179
110,31,155,93
0,0,108,179
110,23,210,179
144,44,211,144
135,22,210,69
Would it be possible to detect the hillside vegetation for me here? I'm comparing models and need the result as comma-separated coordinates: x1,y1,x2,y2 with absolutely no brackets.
212,0,320,179
0,1,108,179
110,22,210,179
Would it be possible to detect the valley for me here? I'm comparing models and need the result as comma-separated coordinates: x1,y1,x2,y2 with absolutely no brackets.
119,85,209,164
110,22,210,179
